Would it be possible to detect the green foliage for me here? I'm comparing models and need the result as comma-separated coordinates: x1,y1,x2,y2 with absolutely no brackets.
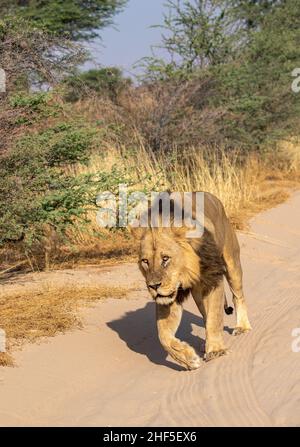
63,68,132,102
5,92,62,127
48,126,94,166
9,92,61,122
220,0,281,31
0,85,140,250
0,118,97,246
141,0,284,80
140,0,300,149
9,92,49,110
140,0,233,81
212,0,300,147
0,0,127,40
0,16,87,93
15,123,96,166
0,154,88,246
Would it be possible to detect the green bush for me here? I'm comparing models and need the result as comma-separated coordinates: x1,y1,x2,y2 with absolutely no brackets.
7,92,61,126
14,122,96,165
0,106,138,255
0,118,99,248
9,92,49,110
63,68,131,102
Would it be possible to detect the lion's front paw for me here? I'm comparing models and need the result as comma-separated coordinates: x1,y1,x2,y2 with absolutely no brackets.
205,349,228,362
233,326,252,336
186,354,202,370
169,340,202,370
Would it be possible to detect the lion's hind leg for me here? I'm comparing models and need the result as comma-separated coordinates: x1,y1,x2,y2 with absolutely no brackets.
223,227,252,336
156,301,201,370
225,262,252,336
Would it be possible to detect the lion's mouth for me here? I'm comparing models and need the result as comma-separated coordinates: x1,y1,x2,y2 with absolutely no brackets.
156,291,176,300
154,286,190,304
155,293,177,305
154,285,190,304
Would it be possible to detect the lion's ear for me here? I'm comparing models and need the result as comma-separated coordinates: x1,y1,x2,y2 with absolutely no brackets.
128,225,147,241
171,225,189,239
171,221,204,241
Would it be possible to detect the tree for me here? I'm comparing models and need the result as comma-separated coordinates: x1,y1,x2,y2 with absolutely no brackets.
141,0,286,80
222,0,282,30
0,0,127,40
141,0,232,80
210,0,300,147
0,17,87,94
139,0,300,150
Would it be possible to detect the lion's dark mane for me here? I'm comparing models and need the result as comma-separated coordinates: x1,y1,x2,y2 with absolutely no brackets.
176,229,225,303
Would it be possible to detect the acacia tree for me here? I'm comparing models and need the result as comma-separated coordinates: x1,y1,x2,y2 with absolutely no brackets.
142,0,232,80
141,0,286,80
0,0,129,91
0,0,127,40
222,0,282,30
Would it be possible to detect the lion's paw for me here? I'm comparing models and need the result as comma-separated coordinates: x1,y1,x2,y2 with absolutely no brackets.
233,326,252,336
205,349,228,362
186,354,202,370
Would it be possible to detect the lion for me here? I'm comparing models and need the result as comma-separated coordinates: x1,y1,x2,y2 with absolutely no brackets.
130,191,252,370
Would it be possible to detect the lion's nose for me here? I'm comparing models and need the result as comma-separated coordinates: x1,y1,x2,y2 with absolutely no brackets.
148,282,161,291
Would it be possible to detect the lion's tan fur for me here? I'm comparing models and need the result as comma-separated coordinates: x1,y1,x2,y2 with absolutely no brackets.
131,191,252,369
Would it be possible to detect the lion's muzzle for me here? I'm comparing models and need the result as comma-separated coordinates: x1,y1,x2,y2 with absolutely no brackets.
148,282,182,305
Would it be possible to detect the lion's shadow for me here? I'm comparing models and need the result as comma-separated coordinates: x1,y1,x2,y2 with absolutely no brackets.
107,302,207,371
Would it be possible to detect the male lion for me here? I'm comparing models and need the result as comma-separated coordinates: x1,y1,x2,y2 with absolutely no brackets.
130,191,251,370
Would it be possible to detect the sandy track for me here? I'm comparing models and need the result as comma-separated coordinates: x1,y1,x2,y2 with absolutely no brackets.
0,193,300,427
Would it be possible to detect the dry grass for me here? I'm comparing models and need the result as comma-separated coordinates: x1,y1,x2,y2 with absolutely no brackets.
0,283,130,366
1,139,299,272
69,140,300,249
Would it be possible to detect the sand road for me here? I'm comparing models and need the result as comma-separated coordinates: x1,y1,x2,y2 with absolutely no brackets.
0,193,300,427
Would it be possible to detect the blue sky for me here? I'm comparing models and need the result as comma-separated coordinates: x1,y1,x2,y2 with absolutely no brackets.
85,0,166,78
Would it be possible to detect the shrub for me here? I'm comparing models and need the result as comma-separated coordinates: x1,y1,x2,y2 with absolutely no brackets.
0,117,100,252
63,68,132,102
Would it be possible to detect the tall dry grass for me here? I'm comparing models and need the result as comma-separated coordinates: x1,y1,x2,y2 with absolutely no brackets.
2,136,298,272
70,139,300,251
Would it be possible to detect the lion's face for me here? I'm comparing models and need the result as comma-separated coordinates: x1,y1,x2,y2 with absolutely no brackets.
138,229,200,305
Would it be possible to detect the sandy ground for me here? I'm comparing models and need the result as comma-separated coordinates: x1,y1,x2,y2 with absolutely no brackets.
0,193,300,427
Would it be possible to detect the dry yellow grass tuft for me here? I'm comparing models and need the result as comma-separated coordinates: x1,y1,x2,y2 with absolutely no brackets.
0,352,14,367
0,283,130,367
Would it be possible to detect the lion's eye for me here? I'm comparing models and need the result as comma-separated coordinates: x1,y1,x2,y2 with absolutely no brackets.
162,255,170,263
141,259,149,265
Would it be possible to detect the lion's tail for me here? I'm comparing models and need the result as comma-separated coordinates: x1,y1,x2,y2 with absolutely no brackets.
224,294,234,315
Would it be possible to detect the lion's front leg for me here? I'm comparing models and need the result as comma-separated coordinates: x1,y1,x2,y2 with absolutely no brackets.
202,281,228,362
156,301,201,370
